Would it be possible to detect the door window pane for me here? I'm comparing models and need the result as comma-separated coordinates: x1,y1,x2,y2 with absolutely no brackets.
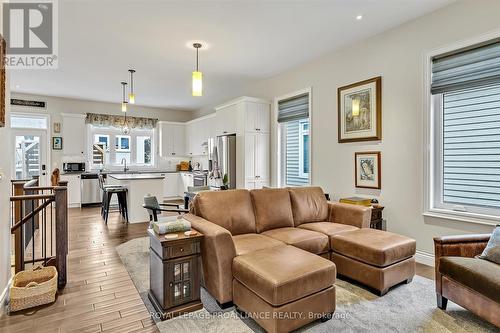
15,136,41,179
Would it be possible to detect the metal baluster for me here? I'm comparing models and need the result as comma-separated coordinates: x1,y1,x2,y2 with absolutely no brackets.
32,198,35,268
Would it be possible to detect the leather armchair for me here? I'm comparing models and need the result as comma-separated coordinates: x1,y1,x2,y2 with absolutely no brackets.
434,234,499,327
183,213,237,305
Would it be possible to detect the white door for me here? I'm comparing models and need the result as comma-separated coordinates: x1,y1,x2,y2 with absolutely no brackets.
12,129,49,185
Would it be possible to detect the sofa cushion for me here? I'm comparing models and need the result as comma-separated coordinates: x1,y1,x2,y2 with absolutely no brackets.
232,245,336,306
250,188,295,233
191,189,256,235
478,226,500,265
232,234,285,256
331,229,416,267
298,222,358,247
288,187,329,226
262,227,330,254
440,256,500,304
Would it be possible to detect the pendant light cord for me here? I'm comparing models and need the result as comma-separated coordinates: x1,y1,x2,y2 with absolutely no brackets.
196,47,199,71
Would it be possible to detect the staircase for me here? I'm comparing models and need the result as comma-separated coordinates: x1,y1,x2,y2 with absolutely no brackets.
10,177,68,288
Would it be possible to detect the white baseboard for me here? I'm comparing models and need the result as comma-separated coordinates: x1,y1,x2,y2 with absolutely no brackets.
415,250,435,267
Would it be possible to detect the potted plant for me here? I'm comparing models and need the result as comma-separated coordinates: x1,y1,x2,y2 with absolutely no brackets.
220,173,229,190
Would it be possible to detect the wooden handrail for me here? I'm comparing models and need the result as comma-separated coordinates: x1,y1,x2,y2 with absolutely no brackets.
11,197,54,232
10,194,55,201
21,186,56,191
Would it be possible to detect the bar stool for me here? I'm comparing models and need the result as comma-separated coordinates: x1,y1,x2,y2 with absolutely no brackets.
98,174,129,224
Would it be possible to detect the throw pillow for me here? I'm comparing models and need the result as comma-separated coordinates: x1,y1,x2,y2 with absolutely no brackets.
479,225,500,265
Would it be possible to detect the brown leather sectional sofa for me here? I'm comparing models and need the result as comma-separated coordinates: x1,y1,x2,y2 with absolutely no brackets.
434,234,500,327
184,187,416,332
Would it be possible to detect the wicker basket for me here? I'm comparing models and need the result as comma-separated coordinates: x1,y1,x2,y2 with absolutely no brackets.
10,266,58,312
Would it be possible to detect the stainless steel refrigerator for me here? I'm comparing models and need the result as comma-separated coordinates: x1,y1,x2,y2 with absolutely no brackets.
208,134,236,189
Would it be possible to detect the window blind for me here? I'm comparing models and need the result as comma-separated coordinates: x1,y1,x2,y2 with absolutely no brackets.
277,93,309,123
443,83,500,209
431,40,500,94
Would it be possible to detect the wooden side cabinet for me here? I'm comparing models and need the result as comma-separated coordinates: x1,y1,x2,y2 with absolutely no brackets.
370,206,385,230
148,229,203,319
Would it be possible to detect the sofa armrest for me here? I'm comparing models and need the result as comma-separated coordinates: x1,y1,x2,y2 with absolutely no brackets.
433,234,490,294
328,202,372,228
183,213,237,304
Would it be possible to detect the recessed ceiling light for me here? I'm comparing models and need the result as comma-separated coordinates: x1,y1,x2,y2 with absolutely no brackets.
356,15,363,20
15,84,20,89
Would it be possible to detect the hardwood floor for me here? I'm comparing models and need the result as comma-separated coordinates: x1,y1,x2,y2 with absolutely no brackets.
0,205,435,332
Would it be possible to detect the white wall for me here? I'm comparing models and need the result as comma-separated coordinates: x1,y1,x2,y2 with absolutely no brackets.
10,93,197,171
240,0,499,255
0,0,13,300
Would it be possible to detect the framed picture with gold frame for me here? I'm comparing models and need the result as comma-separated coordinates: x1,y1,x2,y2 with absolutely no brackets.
338,76,382,143
355,151,381,189
0,34,6,128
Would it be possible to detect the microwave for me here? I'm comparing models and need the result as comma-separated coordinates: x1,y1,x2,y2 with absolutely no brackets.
63,162,85,172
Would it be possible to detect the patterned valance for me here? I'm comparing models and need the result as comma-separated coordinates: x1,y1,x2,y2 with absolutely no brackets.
85,113,158,130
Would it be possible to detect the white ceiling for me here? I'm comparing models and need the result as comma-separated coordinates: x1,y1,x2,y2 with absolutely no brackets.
10,0,454,111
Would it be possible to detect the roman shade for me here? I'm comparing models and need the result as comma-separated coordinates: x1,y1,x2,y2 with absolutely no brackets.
277,93,309,123
431,40,500,94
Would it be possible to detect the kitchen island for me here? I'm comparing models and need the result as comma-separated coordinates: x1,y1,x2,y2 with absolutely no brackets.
107,173,165,223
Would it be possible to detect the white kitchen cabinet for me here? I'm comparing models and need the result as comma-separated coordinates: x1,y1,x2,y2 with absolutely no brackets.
214,97,271,189
162,173,180,198
244,132,270,189
245,101,270,133
245,179,269,190
60,174,81,207
185,114,215,156
159,122,186,157
180,172,194,195
215,103,239,136
62,114,86,157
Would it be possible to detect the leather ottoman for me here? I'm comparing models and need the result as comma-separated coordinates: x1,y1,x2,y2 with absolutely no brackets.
232,245,336,333
330,229,416,296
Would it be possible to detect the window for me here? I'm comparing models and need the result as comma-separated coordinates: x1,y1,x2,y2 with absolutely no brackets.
299,120,309,177
11,114,47,129
89,125,154,168
277,91,311,186
427,39,500,222
136,136,152,165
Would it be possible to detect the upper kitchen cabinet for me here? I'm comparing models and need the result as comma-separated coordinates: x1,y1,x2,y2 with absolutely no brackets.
215,97,270,136
61,114,86,157
215,102,239,136
159,122,186,157
245,101,271,133
185,114,215,156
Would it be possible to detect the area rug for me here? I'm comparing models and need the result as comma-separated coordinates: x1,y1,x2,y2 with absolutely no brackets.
116,237,498,333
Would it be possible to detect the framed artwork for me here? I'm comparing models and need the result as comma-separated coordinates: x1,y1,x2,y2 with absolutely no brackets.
0,34,5,128
52,137,63,150
355,151,381,189
53,122,61,133
338,76,381,143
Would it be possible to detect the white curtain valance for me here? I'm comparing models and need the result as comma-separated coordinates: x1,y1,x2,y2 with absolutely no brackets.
85,113,158,130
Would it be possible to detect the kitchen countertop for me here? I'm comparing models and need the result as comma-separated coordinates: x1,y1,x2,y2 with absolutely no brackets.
62,170,206,176
107,173,166,180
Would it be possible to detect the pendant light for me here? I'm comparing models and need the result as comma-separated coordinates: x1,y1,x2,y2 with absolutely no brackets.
192,43,203,97
128,69,136,104
121,81,128,112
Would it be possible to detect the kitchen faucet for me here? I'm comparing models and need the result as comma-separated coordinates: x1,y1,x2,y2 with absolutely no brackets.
121,158,129,172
